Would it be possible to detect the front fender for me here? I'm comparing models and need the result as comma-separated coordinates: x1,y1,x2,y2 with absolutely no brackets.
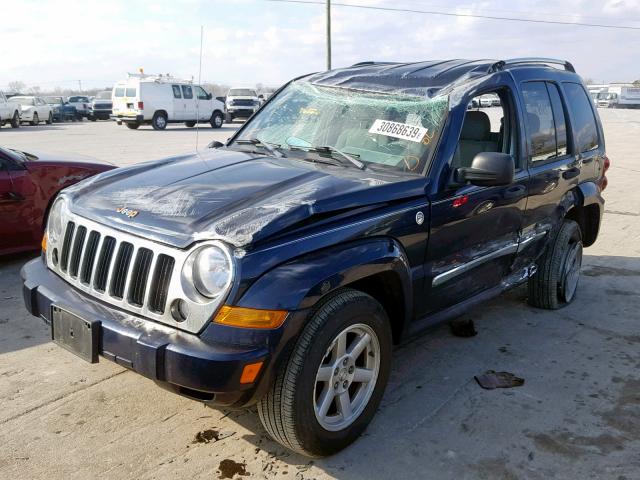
237,237,412,320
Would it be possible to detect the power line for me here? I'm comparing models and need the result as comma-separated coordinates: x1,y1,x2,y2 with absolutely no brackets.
266,0,640,30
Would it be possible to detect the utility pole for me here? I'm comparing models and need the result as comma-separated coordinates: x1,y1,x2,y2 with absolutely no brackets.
326,0,331,70
78,80,82,92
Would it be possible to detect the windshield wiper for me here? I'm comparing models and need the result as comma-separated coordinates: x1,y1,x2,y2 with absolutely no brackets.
310,146,366,170
235,138,286,158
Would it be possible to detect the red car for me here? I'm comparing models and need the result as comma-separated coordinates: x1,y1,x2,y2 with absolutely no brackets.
0,147,114,255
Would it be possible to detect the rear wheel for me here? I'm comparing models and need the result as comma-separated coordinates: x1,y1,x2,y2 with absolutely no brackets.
10,111,20,128
210,111,224,128
126,122,140,130
185,121,196,128
152,112,167,130
30,113,39,126
257,289,392,457
528,219,583,309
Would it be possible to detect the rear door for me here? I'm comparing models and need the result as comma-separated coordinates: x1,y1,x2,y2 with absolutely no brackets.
181,85,195,120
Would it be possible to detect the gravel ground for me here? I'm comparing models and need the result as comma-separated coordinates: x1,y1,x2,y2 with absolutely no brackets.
0,110,639,479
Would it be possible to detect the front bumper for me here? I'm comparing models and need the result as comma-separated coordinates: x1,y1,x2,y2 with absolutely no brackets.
90,109,112,118
21,258,306,407
227,107,257,117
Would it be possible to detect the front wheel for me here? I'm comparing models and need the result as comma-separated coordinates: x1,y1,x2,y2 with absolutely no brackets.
258,289,392,457
185,121,196,128
30,113,39,126
10,111,20,128
126,122,140,130
210,111,224,128
46,112,53,124
528,219,583,309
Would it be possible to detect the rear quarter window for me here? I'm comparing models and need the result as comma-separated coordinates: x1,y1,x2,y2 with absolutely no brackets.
563,83,599,153
114,88,125,97
125,88,137,97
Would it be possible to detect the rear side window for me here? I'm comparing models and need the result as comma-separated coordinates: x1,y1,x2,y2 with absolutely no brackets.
125,88,136,97
563,83,599,153
114,88,125,97
181,85,193,99
172,85,181,98
547,84,568,157
522,82,557,162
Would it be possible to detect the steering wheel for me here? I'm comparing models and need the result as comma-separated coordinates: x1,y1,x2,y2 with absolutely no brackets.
401,155,420,171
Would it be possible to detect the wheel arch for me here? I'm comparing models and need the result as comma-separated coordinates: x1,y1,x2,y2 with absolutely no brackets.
236,238,413,344
565,181,604,247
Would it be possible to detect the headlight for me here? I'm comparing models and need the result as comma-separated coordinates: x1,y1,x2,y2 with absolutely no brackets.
47,198,65,245
190,245,233,298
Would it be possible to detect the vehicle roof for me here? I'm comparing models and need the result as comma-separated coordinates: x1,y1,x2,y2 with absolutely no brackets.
306,58,577,96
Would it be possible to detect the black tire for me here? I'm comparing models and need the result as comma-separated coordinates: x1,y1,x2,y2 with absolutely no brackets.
210,111,224,129
152,111,167,130
528,219,583,310
89,116,96,122
30,113,39,126
225,112,233,123
10,111,20,128
46,112,53,124
185,121,196,128
126,122,140,130
257,289,392,457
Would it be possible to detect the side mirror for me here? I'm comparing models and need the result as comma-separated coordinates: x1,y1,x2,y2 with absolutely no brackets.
258,94,264,99
455,152,514,187
207,93,212,100
207,140,224,149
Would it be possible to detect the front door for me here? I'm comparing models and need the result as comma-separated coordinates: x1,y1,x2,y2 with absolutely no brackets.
422,88,528,313
0,156,33,252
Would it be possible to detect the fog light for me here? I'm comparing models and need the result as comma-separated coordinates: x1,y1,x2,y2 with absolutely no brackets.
170,299,189,322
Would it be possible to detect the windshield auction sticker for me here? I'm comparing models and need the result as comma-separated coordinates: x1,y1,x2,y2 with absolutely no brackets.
369,119,429,143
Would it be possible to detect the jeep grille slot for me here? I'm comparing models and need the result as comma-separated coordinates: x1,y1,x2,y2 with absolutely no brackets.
127,248,153,307
68,226,87,278
148,254,174,314
60,221,75,272
80,231,100,284
93,236,116,292
110,242,134,299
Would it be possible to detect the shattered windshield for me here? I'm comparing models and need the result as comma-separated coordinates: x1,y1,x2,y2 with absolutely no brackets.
234,81,448,173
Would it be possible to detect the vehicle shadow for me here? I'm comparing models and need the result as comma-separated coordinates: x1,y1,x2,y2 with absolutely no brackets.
0,251,49,355
218,253,640,478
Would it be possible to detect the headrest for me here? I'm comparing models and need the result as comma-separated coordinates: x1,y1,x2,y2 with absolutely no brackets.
461,111,491,141
526,112,540,133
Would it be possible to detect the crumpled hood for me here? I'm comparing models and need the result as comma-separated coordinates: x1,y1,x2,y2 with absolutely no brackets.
65,149,427,249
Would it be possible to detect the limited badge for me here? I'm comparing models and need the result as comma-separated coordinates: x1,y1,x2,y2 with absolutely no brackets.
415,211,425,225
116,207,139,218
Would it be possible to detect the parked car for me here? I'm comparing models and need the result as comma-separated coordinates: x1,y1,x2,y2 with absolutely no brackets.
21,58,608,457
110,73,225,130
596,83,640,109
7,96,53,125
66,96,91,119
0,91,21,128
0,147,114,255
43,96,77,122
88,91,113,121
225,87,261,122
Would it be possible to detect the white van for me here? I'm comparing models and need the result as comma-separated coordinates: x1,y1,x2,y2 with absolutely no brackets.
111,73,225,130
596,83,640,109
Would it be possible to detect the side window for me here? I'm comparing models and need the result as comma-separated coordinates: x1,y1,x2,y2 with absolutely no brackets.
125,88,136,97
547,84,568,157
522,82,556,162
172,85,182,99
563,83,599,153
195,86,208,100
181,85,193,99
114,88,125,97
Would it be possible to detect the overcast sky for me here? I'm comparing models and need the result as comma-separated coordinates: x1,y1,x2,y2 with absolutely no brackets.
2,0,640,91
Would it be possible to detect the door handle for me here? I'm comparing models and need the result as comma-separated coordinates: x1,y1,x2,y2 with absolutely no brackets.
504,185,526,199
562,167,580,180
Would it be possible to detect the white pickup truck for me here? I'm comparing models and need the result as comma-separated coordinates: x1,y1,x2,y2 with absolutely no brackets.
0,92,21,128
66,95,91,119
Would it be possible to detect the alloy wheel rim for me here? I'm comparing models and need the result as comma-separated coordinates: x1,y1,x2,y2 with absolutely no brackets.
562,241,583,302
157,116,166,128
215,115,222,126
313,323,380,431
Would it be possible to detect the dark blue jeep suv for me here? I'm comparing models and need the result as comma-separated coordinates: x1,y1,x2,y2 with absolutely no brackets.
22,58,608,457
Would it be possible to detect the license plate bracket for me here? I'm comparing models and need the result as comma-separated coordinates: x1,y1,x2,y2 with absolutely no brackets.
51,305,100,363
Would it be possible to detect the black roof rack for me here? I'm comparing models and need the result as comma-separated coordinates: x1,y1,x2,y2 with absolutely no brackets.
489,57,575,73
350,61,397,67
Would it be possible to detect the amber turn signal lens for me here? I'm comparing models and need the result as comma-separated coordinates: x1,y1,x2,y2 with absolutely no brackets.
41,233,47,252
213,306,288,329
240,361,264,384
